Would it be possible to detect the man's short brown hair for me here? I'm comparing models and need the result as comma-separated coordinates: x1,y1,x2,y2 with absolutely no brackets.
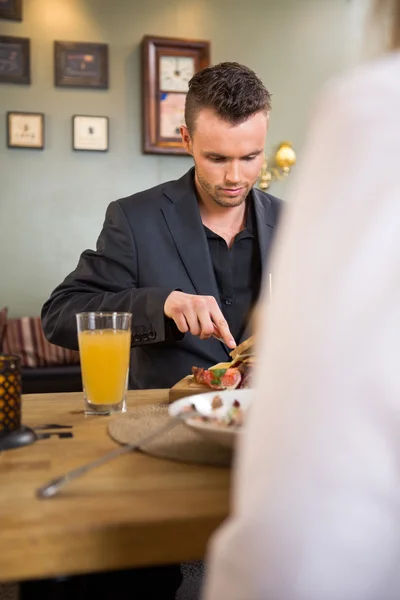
185,62,272,135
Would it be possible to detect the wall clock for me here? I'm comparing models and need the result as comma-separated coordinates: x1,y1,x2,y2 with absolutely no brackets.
141,35,210,155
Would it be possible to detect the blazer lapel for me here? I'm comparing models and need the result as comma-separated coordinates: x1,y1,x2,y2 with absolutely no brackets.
161,169,221,304
253,189,278,272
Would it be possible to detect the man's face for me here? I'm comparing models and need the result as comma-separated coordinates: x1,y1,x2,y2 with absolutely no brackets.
181,108,268,208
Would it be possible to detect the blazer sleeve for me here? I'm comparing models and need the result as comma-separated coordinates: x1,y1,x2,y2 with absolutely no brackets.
41,200,181,350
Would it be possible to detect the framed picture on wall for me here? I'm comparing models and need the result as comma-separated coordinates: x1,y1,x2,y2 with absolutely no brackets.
141,35,210,155
7,112,44,149
54,41,108,89
0,0,22,21
72,115,109,151
0,36,30,84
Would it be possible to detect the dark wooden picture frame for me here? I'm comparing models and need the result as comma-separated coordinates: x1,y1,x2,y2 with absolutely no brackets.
141,35,210,155
0,36,30,84
0,0,22,21
7,111,44,149
54,41,108,89
72,115,109,152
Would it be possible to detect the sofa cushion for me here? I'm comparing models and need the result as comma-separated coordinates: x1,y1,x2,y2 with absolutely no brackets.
3,316,80,368
22,365,82,394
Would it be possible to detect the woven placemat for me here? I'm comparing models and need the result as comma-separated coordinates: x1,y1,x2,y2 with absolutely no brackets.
108,404,232,467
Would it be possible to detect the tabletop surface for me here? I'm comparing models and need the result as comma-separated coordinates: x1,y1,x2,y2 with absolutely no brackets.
0,390,231,583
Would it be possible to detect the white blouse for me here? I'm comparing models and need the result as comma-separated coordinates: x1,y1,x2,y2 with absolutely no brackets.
203,51,400,600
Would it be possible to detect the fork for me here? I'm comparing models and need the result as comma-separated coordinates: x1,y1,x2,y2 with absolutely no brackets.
212,325,236,349
36,410,198,499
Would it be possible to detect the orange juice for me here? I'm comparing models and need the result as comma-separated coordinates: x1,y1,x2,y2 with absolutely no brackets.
78,329,131,405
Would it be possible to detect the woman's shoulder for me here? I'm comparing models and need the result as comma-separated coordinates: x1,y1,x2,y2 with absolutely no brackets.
324,51,400,103
312,51,400,128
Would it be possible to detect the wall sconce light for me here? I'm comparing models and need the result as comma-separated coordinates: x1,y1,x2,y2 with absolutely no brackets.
258,142,296,190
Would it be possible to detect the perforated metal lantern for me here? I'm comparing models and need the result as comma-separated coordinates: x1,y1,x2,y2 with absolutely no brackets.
0,354,22,434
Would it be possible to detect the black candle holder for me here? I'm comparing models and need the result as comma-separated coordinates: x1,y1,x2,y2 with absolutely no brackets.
0,355,36,451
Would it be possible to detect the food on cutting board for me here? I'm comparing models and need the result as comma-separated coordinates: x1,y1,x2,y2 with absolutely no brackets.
191,336,255,391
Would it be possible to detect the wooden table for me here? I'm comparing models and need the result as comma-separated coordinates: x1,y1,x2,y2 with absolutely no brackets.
0,390,231,584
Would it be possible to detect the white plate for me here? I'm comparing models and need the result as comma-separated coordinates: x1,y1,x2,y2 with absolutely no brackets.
168,389,253,448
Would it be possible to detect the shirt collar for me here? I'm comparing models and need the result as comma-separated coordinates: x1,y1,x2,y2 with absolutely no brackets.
203,191,256,239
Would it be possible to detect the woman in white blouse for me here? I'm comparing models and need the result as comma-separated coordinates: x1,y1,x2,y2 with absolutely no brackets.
203,1,400,599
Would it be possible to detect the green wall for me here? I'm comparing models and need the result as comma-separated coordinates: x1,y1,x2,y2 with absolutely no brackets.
0,0,367,316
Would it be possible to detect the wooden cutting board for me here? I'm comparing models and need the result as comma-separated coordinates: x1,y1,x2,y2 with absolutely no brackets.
169,375,210,402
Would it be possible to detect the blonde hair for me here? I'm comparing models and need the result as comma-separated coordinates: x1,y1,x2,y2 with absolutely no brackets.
374,0,400,49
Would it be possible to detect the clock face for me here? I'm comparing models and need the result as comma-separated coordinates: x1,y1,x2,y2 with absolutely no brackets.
159,55,195,93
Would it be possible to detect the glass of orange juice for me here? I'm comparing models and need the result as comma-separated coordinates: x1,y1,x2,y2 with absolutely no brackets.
76,312,132,415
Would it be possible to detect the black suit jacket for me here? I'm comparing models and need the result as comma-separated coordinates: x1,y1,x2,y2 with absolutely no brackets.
41,168,282,389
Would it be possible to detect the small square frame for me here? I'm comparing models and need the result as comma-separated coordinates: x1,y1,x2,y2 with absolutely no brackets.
7,111,44,150
72,115,109,152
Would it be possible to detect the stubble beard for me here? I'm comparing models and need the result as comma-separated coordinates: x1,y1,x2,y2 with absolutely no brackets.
196,171,250,208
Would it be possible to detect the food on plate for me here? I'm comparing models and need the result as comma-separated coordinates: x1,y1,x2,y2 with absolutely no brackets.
211,395,223,409
191,335,255,391
179,395,244,428
209,398,244,427
179,402,198,413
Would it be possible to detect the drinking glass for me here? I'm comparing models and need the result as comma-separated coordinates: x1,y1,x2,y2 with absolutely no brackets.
76,312,132,415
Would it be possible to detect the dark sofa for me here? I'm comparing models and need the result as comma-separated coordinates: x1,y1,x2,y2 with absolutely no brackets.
21,365,82,394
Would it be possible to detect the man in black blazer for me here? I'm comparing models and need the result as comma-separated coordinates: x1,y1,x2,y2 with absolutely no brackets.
42,62,282,393
40,61,282,599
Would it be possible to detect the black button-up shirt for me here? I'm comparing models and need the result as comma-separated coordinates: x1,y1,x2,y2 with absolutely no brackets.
204,198,262,343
